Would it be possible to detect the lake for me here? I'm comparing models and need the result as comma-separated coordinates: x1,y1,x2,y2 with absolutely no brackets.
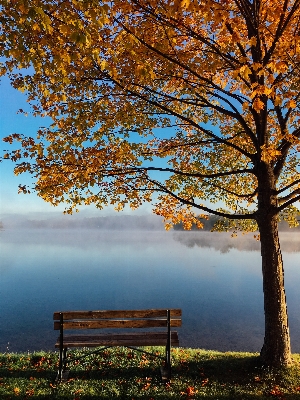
1,228,300,354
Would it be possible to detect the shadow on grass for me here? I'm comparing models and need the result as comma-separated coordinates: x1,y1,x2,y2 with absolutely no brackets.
173,352,262,383
172,353,300,400
1,352,300,399
0,367,53,380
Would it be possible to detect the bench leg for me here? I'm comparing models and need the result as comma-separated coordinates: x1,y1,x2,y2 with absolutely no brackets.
166,309,171,379
160,310,172,381
58,312,65,381
63,348,68,371
58,347,63,381
160,345,171,382
58,347,67,381
166,344,171,378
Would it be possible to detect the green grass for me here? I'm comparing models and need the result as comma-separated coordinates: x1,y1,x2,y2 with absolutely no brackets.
1,347,300,399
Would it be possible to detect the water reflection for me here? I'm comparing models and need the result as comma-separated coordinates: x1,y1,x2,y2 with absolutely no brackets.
173,231,300,253
0,229,299,354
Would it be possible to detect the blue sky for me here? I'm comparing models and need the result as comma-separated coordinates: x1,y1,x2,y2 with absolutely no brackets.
0,76,153,216
0,75,210,218
0,76,90,215
0,76,51,214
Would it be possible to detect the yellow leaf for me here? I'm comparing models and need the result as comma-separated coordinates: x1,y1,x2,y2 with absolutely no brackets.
60,25,69,35
252,98,264,111
164,223,172,231
287,99,297,109
14,387,20,395
252,62,262,71
242,102,249,111
274,96,281,106
100,60,107,70
180,0,190,9
239,65,252,80
267,74,275,84
274,61,288,74
261,145,281,163
262,86,272,96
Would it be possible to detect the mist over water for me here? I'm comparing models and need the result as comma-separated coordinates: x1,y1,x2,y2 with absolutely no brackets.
1,227,300,354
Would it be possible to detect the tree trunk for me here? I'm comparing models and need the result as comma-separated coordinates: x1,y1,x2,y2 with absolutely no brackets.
257,164,292,367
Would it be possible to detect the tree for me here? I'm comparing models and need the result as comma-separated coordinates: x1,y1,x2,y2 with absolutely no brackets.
1,0,300,367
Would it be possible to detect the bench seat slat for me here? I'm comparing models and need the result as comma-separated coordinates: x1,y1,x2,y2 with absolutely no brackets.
53,309,181,320
54,318,181,330
55,332,179,348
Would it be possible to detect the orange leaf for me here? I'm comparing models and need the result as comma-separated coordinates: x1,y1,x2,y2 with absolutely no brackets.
252,98,264,111
13,387,20,395
287,99,297,109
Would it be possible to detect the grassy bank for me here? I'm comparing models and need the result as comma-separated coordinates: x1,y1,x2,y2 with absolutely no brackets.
1,347,300,399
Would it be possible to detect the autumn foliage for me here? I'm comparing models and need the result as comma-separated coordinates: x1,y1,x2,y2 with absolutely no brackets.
1,0,300,367
1,0,299,227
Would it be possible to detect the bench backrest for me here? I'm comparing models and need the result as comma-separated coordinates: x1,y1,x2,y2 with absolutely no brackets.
53,309,182,330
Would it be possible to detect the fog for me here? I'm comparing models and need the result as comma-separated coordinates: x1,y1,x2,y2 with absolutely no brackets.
1,214,300,254
0,212,165,230
1,211,300,253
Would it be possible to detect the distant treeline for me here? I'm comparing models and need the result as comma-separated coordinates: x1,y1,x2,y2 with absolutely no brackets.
173,215,300,231
0,215,164,231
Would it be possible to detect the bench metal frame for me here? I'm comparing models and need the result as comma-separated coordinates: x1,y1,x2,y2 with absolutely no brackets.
53,309,181,381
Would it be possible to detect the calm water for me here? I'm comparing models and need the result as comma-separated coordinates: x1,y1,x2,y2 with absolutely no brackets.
1,229,300,353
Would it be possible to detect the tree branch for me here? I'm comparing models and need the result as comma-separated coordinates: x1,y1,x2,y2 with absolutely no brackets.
276,178,300,195
277,194,300,212
145,175,257,220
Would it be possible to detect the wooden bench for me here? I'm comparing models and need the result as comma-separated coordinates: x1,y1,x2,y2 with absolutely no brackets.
53,309,181,381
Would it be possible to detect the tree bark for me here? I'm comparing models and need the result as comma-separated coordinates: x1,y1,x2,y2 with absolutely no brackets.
257,164,292,367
